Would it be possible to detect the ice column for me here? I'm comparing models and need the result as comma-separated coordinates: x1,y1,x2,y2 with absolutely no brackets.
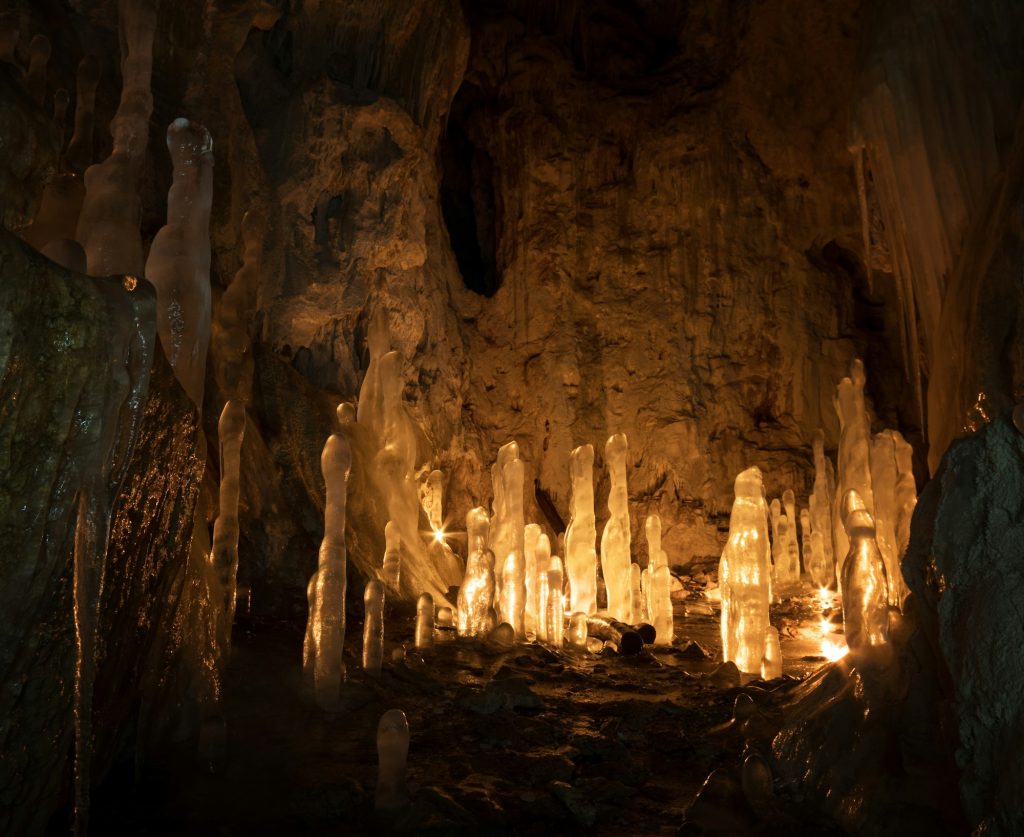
761,627,783,679
144,118,214,407
76,0,157,277
600,434,632,622
869,430,909,605
809,429,837,586
565,444,598,615
209,400,245,656
833,359,875,576
376,710,410,816
718,468,772,673
382,520,401,592
305,433,352,710
547,557,565,648
456,508,496,636
523,523,542,635
841,507,890,650
363,579,385,676
415,593,434,650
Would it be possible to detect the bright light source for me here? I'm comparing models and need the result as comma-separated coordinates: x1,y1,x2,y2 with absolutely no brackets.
433,528,445,544
817,586,831,607
821,638,849,661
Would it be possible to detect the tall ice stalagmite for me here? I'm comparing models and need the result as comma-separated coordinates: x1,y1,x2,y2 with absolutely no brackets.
363,579,385,676
490,441,525,625
840,506,890,651
869,430,909,605
809,429,837,586
601,434,632,622
457,507,496,637
209,401,245,657
718,468,772,673
565,444,598,615
833,359,875,575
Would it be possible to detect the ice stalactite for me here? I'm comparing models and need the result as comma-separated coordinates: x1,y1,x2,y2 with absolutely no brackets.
209,401,245,658
26,34,50,106
376,710,410,816
144,118,214,408
565,443,598,615
490,441,525,609
761,626,783,680
833,359,875,577
547,556,564,648
523,523,542,636
76,0,157,277
415,593,434,650
381,520,401,592
840,502,889,651
456,507,495,637
363,579,385,676
809,429,837,587
600,433,632,622
718,468,772,674
305,433,352,710
869,430,909,605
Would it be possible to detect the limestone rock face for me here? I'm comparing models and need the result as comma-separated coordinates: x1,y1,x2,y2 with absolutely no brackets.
0,230,203,834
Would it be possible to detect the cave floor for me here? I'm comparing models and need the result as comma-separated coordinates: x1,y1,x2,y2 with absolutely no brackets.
91,585,845,835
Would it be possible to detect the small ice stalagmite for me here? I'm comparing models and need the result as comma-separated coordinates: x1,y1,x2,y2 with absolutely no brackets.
415,593,434,650
26,34,50,105
499,549,526,638
809,430,837,583
523,523,542,635
799,508,814,580
381,520,401,592
144,118,214,407
600,434,633,622
209,400,245,657
456,507,496,637
376,709,410,816
833,359,875,578
536,533,551,641
769,498,782,545
652,560,673,645
773,514,799,585
547,557,565,648
718,468,772,673
892,431,917,557
761,627,783,679
630,563,642,623
640,566,652,623
568,612,589,647
363,579,385,676
782,490,796,536
305,433,352,710
841,507,889,650
869,430,909,606
76,0,157,277
565,444,598,615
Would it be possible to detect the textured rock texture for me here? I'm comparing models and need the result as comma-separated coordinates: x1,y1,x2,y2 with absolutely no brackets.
0,229,202,834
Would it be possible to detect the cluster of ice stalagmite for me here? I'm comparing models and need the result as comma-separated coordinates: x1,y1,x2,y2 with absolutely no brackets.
601,434,633,622
376,710,410,816
209,401,245,656
718,468,773,674
457,508,496,636
144,118,214,408
363,579,385,676
565,444,598,615
303,434,352,710
768,491,800,586
840,494,890,650
76,0,158,277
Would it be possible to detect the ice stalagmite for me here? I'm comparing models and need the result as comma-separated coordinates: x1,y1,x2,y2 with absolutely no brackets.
568,612,589,647
630,563,642,624
382,520,401,592
782,490,797,536
600,434,632,622
773,514,800,585
809,429,836,586
565,444,598,615
305,433,352,710
799,508,811,574
718,468,772,674
547,557,565,648
376,709,410,816
841,507,889,650
76,0,157,277
363,579,385,676
645,515,661,625
499,549,526,638
761,627,783,679
640,567,652,623
892,432,917,557
536,534,551,640
523,523,542,635
209,400,245,657
490,441,525,627
357,308,390,438
652,563,673,644
869,430,909,605
144,118,214,407
457,507,496,636
833,359,875,578
415,593,434,649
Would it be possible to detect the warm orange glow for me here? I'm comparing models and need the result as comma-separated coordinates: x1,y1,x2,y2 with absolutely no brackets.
432,528,445,544
821,637,849,661
816,586,831,607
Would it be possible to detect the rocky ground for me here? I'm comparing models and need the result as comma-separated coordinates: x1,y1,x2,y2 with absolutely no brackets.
86,582,846,835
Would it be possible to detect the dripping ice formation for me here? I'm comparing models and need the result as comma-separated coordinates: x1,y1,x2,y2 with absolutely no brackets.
601,433,632,622
565,444,598,615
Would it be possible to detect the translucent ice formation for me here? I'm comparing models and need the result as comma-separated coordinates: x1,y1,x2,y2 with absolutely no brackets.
415,593,433,650
547,557,565,648
651,563,673,645
833,359,875,576
535,533,551,640
630,562,642,624
841,508,890,650
357,308,390,438
423,469,444,531
568,612,589,647
26,35,50,105
456,507,496,637
209,400,245,656
490,441,525,607
782,490,797,537
565,444,598,615
600,434,632,622
773,514,800,585
144,118,214,407
499,549,526,638
718,468,772,673
761,626,782,679
523,523,542,635
869,430,909,605
304,433,352,710
376,709,410,816
382,520,401,592
363,579,385,676
76,0,157,277
809,430,836,586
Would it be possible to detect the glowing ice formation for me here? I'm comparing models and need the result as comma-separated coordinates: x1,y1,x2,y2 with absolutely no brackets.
833,359,875,577
357,309,390,438
651,563,673,645
456,507,496,637
489,441,525,611
76,0,157,277
376,709,410,816
209,401,245,656
304,433,352,710
630,563,642,624
718,467,772,674
809,429,836,587
761,626,782,679
841,508,890,650
382,520,401,592
363,579,385,676
499,549,526,638
144,118,214,407
773,513,800,585
415,593,433,649
565,444,598,615
568,612,589,647
600,434,632,622
547,556,565,647
870,430,909,605
523,523,542,635
535,533,551,640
